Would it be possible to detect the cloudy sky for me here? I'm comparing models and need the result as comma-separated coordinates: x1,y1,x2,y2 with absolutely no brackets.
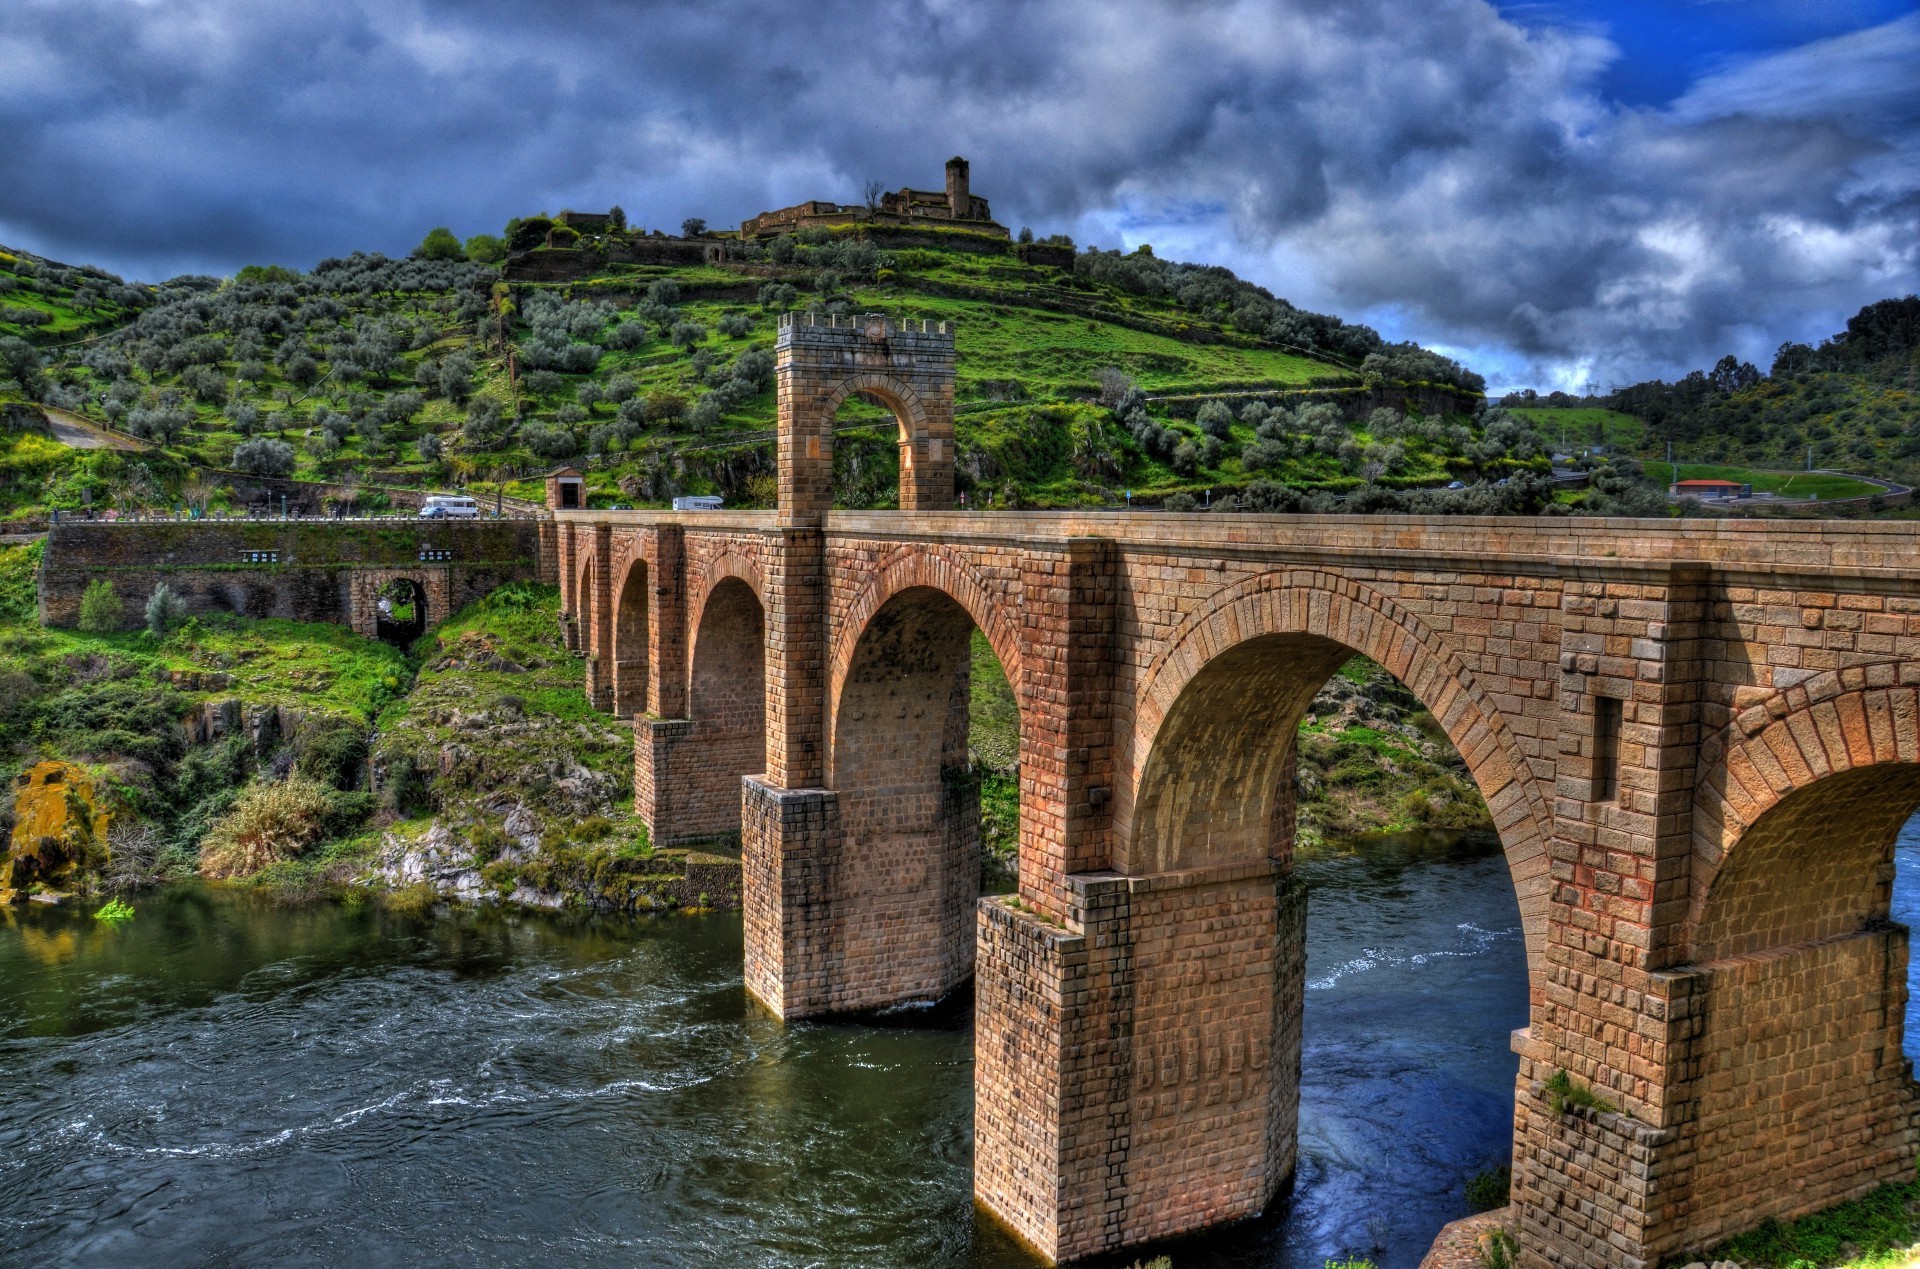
2,0,1915,391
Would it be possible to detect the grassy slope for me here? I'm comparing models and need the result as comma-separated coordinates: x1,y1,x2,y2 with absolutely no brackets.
1507,407,1645,452
0,542,408,838
0,248,142,342
4,229,1529,517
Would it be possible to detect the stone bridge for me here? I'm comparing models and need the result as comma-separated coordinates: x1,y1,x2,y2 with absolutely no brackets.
556,313,1920,1266
39,519,551,639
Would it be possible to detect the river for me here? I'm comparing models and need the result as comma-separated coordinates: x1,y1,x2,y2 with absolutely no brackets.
12,819,1894,1268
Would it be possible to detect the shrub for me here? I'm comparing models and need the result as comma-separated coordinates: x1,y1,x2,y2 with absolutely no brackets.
1196,399,1235,439
77,579,123,632
145,583,186,638
198,775,334,879
1465,1163,1511,1212
231,436,296,477
295,719,369,790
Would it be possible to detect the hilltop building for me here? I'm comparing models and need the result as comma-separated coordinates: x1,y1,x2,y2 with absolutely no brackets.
741,157,1009,239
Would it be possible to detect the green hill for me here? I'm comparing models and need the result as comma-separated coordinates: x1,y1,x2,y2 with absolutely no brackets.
1581,296,1920,483
0,218,1572,517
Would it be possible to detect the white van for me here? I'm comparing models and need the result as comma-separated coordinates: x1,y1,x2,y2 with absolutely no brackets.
419,495,481,519
671,495,724,511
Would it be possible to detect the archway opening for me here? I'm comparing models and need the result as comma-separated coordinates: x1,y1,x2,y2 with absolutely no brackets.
677,577,766,845
373,578,427,646
1126,635,1529,1265
1679,762,1920,1247
826,585,1020,1013
611,562,648,719
829,390,904,509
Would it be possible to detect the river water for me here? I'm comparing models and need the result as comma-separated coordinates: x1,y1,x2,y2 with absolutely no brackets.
16,818,1897,1269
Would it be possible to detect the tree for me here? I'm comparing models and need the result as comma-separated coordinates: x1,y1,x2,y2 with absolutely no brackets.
145,583,186,638
681,217,707,238
232,437,296,477
463,234,506,264
182,470,216,514
1095,366,1134,409
608,205,627,232
1195,399,1235,440
863,179,885,212
415,226,465,262
0,336,45,399
77,580,123,632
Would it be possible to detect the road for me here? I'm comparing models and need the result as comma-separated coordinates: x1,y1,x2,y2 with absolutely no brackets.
39,406,146,451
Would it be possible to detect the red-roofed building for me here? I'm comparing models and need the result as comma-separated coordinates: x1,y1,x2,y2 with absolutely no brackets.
1670,478,1751,498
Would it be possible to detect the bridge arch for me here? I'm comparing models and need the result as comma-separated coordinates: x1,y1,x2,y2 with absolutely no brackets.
1658,673,1920,1245
686,551,767,658
827,544,1027,751
611,558,648,718
1124,569,1554,967
575,549,597,657
809,548,1025,1012
1689,668,1920,952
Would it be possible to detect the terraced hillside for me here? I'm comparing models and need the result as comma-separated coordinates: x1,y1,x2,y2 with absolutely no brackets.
0,220,1572,518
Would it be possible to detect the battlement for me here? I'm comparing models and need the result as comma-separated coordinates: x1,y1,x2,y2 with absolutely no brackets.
776,311,954,344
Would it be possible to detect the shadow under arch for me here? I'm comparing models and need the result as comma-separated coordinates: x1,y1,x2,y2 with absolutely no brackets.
1124,569,1553,973
1662,684,1920,1249
611,558,648,718
679,574,766,840
373,577,428,647
818,557,1024,1013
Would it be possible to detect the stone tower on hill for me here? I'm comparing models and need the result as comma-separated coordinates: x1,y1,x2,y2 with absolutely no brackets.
740,156,1008,239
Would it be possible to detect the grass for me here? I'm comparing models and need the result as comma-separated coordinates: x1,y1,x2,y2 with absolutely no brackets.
1643,461,1881,500
1507,406,1645,452
1544,1069,1618,1116
1669,1165,1920,1268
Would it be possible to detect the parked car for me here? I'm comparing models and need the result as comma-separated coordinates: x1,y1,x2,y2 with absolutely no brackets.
419,495,481,519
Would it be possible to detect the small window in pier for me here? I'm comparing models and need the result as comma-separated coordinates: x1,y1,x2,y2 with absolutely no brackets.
1593,695,1622,803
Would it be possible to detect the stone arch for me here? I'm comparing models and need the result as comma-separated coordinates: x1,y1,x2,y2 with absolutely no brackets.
812,548,1023,1011
687,551,767,659
611,557,648,718
775,314,955,513
575,549,597,658
1688,666,1920,957
1124,569,1554,967
674,574,767,839
1658,672,1920,1249
826,544,1026,753
821,373,949,511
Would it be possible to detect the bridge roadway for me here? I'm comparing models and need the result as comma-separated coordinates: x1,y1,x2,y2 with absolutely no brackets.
559,502,1920,1268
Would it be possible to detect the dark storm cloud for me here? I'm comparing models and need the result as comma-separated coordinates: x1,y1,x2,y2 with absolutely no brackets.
1,0,1914,388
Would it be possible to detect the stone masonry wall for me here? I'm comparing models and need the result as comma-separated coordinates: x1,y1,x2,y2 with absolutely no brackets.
1658,928,1918,1254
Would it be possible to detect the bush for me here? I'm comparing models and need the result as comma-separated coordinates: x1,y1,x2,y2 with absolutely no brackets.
145,583,186,638
198,775,335,879
1465,1164,1511,1212
77,579,123,632
295,719,369,790
231,436,296,477
1196,399,1235,439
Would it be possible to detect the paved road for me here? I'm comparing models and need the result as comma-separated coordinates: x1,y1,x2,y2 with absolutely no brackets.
40,406,145,451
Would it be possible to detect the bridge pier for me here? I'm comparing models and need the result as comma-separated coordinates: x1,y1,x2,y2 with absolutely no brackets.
977,862,1306,1262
